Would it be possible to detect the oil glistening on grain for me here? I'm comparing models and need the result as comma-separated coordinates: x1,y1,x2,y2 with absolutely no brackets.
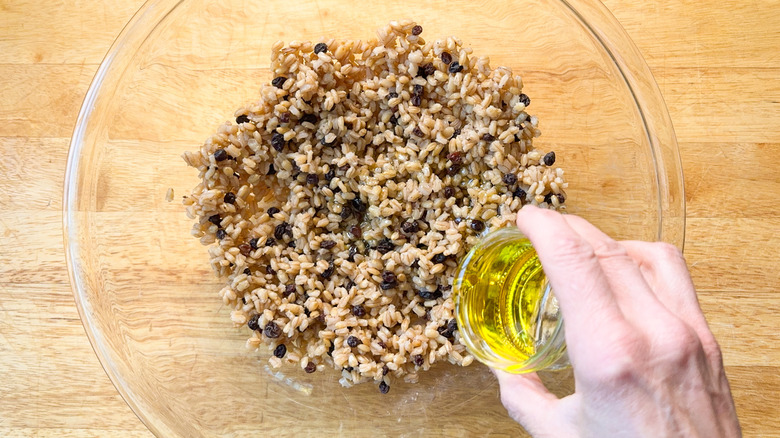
454,227,567,373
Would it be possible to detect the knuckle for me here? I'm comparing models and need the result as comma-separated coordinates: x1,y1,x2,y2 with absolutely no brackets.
652,242,684,262
549,235,595,264
589,356,639,387
590,237,628,259
700,332,724,364
608,329,644,355
658,323,704,365
586,331,646,385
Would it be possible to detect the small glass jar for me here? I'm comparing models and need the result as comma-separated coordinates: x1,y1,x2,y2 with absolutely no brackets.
453,227,569,373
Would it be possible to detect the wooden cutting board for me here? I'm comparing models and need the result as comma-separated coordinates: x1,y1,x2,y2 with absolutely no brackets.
0,0,778,436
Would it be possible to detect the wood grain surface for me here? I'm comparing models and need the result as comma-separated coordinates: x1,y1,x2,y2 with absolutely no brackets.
1,0,779,436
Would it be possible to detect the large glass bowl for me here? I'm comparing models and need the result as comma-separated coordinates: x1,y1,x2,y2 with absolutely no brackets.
65,0,683,435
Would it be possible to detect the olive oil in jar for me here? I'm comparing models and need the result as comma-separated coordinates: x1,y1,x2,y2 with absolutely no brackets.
454,227,568,373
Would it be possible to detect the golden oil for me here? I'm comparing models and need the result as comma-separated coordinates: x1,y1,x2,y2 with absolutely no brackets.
454,227,569,373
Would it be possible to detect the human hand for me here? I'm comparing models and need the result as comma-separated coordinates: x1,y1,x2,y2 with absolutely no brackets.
494,205,740,437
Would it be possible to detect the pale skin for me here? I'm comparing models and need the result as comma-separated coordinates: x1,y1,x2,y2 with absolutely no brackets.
495,205,741,437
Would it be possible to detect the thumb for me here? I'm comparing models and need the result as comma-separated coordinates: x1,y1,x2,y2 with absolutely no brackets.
493,370,560,435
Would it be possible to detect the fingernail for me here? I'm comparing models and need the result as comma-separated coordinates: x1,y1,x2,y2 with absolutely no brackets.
520,204,537,213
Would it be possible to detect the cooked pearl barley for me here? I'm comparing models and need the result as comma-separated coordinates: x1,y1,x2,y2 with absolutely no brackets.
183,20,566,388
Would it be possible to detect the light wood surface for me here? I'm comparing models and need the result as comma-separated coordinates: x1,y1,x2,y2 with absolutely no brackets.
1,0,779,436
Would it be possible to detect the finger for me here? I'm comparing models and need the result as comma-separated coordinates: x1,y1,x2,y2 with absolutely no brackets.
560,215,675,325
515,205,624,338
619,241,715,343
493,370,560,435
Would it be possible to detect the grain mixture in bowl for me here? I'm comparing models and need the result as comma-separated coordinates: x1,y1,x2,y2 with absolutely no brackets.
183,21,567,392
